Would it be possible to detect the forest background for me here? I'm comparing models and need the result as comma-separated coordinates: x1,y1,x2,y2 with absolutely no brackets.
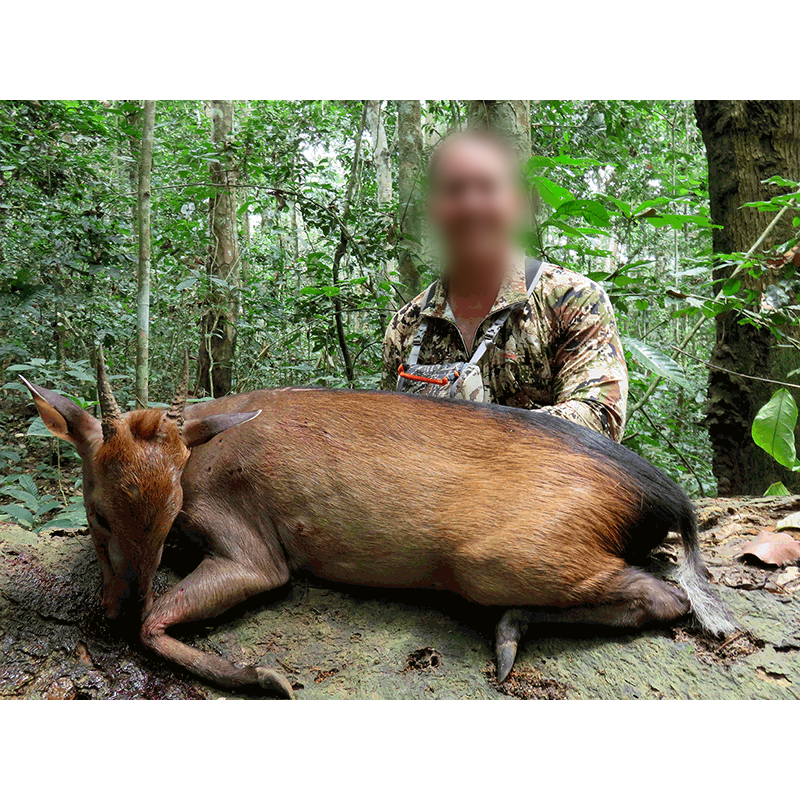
1,99,799,535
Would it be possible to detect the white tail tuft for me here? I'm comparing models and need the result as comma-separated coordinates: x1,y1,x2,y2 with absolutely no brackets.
676,526,737,637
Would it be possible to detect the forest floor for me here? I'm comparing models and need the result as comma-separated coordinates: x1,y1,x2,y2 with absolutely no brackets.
1,493,799,700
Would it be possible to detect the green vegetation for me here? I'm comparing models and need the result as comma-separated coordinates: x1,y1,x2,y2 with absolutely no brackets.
1,100,799,529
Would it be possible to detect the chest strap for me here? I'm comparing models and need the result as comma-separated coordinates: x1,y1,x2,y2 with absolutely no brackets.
407,258,543,367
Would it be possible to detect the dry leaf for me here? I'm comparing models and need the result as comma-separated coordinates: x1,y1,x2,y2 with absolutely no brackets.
776,511,800,531
739,531,800,567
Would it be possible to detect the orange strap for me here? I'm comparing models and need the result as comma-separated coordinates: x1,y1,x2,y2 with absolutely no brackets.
397,364,458,386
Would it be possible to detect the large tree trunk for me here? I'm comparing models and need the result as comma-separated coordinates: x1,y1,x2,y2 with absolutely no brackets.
198,101,240,398
397,101,424,302
330,102,367,386
467,100,539,229
467,100,531,163
135,101,155,409
695,101,800,496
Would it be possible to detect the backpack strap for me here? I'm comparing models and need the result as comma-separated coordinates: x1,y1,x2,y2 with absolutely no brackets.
406,281,438,367
468,258,543,366
407,259,544,367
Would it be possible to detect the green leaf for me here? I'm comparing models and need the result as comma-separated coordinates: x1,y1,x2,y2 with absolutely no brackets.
622,337,694,391
1,503,35,528
632,198,673,215
38,516,84,531
764,481,791,497
35,500,64,517
65,368,95,382
0,487,38,507
27,417,54,438
176,277,198,291
722,277,741,296
17,474,37,497
531,177,575,209
554,199,610,228
752,389,800,471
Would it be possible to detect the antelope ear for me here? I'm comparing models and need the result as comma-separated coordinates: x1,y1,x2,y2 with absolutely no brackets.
181,409,261,449
20,376,101,449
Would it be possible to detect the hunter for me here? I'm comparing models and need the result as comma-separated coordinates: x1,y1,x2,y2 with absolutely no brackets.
381,130,628,442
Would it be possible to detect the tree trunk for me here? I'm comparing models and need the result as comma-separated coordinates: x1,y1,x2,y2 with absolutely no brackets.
367,101,392,206
135,100,155,409
467,100,539,223
125,101,142,234
467,100,531,163
198,100,240,398
695,101,800,496
397,101,424,302
331,102,367,386
366,100,394,311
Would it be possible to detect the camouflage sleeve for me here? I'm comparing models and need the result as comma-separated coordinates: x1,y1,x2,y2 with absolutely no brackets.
535,278,628,442
380,319,403,392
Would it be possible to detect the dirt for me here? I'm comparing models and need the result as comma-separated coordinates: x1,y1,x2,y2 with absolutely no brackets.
405,647,443,671
484,663,570,700
1,495,799,700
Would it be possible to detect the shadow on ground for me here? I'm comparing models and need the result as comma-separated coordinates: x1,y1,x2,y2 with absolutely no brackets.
1,496,798,699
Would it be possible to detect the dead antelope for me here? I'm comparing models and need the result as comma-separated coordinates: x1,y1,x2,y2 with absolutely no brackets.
21,350,736,698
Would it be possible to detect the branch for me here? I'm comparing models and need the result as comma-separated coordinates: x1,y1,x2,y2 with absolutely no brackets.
639,406,705,497
629,196,799,415
671,346,800,392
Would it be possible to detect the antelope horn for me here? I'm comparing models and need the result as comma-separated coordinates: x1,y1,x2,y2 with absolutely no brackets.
165,350,190,430
97,344,122,443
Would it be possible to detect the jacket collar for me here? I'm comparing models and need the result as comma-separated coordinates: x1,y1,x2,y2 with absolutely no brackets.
421,253,529,323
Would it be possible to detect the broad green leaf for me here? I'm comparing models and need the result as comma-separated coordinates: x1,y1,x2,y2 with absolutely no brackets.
35,500,64,517
723,277,741,296
598,194,632,217
0,488,38,507
531,177,575,209
38,516,85,531
764,481,791,496
65,368,95,382
547,218,588,239
18,474,37,497
554,199,610,227
752,389,799,471
1,503,35,528
632,197,673,215
622,337,694,391
27,417,54,438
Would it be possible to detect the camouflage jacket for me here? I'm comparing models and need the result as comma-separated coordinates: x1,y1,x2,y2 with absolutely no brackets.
381,256,629,441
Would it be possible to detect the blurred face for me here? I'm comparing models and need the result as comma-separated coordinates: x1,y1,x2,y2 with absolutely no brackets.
428,138,524,270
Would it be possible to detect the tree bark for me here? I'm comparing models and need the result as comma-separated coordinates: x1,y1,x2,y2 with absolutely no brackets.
367,100,394,311
135,101,155,409
198,100,240,398
331,102,367,386
695,101,800,496
467,100,539,221
397,101,424,302
467,100,531,164
125,101,142,234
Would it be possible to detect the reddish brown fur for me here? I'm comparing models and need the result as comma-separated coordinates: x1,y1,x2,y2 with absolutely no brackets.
92,410,189,613
180,390,643,608
25,382,691,696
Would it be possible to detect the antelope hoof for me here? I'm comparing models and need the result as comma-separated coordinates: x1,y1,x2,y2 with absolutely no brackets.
256,667,295,699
